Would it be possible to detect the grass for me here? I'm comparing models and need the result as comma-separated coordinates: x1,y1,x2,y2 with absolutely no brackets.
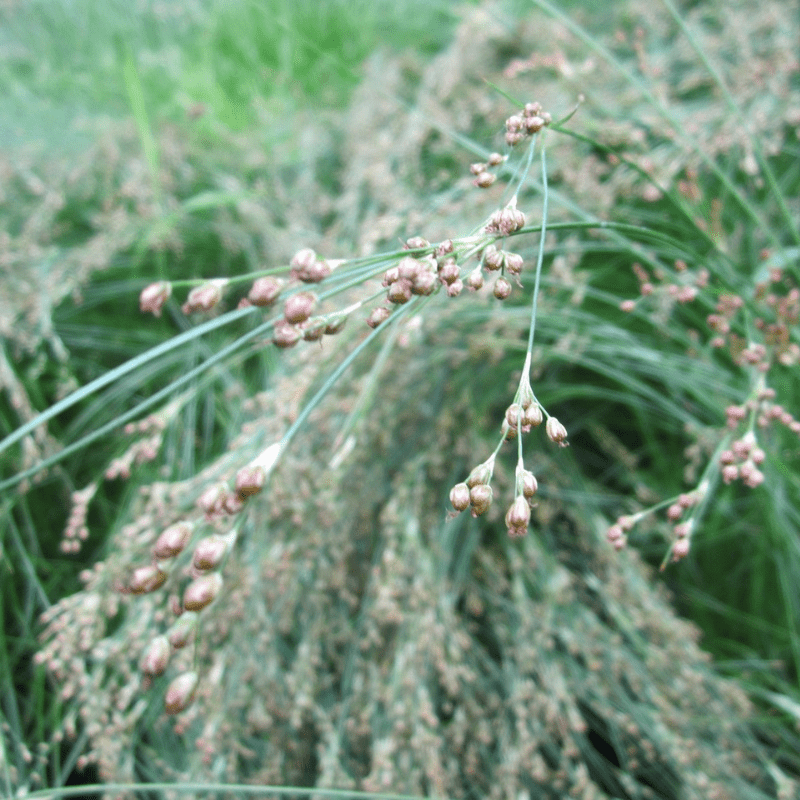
1,0,800,796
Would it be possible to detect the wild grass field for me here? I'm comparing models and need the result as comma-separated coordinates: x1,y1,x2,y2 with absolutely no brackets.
1,0,799,798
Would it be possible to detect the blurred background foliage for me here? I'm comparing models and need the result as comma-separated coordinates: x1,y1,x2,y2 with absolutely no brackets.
1,0,799,796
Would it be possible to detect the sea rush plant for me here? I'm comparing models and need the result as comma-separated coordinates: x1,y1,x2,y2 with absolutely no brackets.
3,0,800,795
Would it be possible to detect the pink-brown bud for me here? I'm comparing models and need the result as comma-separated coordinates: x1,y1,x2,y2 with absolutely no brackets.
522,404,543,427
167,612,198,649
450,482,470,512
324,316,347,335
388,278,413,305
367,307,391,328
520,469,538,499
140,635,171,676
300,317,326,341
466,268,484,291
445,278,464,297
235,465,266,498
153,521,194,560
493,277,512,300
197,483,227,516
671,537,691,561
248,276,283,306
487,152,504,166
283,292,317,324
383,266,400,286
192,535,229,571
411,270,437,296
140,281,172,317
466,460,493,488
183,572,223,611
483,246,504,271
272,321,301,348
469,484,493,516
435,239,454,257
438,259,460,285
545,417,568,445
290,247,317,271
405,236,429,250
505,496,531,530
182,280,226,314
474,171,496,188
505,253,524,275
505,403,523,429
129,565,168,594
164,671,199,715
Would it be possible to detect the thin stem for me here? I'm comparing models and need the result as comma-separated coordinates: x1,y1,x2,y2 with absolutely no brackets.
526,136,549,359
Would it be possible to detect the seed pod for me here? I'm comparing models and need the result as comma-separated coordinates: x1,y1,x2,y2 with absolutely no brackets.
522,404,543,428
248,276,283,306
153,522,194,560
382,266,400,286
545,417,568,445
493,277,512,300
466,268,484,291
164,671,199,715
397,257,421,281
445,278,463,297
140,635,171,676
483,246,504,271
405,236,429,250
183,572,223,611
182,281,225,314
474,171,496,188
487,152,505,166
438,259,460,285
129,565,168,595
449,482,470,512
505,253,524,275
411,270,437,296
192,535,229,572
505,403,523,429
466,460,493,487
167,612,198,649
140,281,172,317
521,469,538,499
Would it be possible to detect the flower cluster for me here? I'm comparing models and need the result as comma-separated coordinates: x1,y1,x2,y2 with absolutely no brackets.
619,259,708,313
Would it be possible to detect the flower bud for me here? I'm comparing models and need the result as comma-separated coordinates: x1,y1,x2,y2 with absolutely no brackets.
520,469,538,499
235,465,266,499
469,484,493,516
397,256,421,281
183,572,223,611
405,236,429,250
487,152,505,166
449,482,470,512
272,321,301,348
545,417,568,445
129,565,167,594
505,253,524,275
153,521,194,560
505,496,531,530
324,316,347,335
367,307,391,328
140,281,172,317
248,276,283,306
522,404,543,427
671,538,691,561
140,635,171,676
483,246,504,271
388,278,413,305
300,317,326,341
164,671,199,715
197,483,227,516
167,612,198,649
466,459,493,487
505,403,523,429
466,268,484,291
470,162,487,175
411,270,438,296
182,280,226,314
493,277,512,300
383,266,399,286
284,292,317,324
434,239,454,257
474,171,496,188
524,115,545,134
192,535,229,571
290,247,317,271
445,278,463,297
438,259,460,285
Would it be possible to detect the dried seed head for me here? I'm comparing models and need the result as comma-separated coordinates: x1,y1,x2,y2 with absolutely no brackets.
153,521,194,560
524,115,545,134
283,292,317,324
235,464,266,498
469,484,493,516
505,114,523,132
367,307,391,328
164,671,199,715
129,565,168,595
167,612,198,649
524,102,542,116
183,572,223,611
140,281,172,317
545,417,568,445
493,277,512,300
505,496,531,530
388,278,413,305
449,482,471,512
192,535,229,571
140,635,171,676
505,131,524,147
522,404,543,427
272,321,301,348
182,280,227,314
405,236,429,250
248,276,284,306
474,171,496,188
466,268,484,291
